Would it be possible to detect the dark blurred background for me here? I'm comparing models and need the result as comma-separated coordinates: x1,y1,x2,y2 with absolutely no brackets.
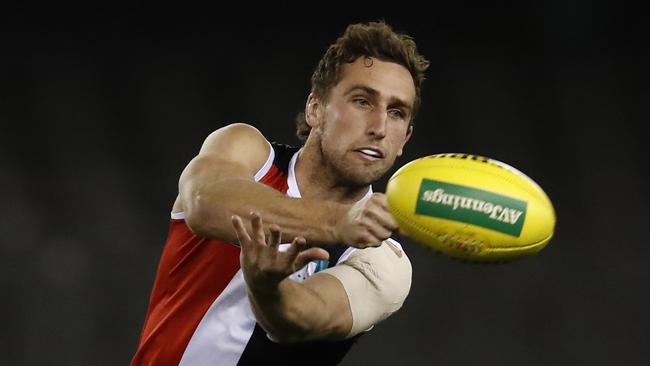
1,2,648,365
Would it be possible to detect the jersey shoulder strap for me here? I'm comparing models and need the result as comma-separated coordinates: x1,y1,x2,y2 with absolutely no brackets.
269,141,299,174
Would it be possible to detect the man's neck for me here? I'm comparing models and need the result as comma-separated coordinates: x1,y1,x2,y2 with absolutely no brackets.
294,143,370,204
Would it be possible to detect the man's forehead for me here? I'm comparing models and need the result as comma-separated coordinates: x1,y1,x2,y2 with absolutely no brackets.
337,57,416,105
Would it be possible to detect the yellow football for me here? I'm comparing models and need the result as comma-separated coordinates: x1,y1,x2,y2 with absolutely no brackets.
386,153,556,262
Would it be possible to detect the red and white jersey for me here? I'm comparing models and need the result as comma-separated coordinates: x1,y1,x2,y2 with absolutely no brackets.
130,142,381,366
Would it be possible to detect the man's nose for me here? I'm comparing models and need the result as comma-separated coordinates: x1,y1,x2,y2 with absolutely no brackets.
367,110,387,138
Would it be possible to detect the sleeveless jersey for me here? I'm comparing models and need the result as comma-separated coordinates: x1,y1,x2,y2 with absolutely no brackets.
131,142,368,366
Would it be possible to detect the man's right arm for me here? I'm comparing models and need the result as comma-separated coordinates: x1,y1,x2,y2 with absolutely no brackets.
178,123,338,244
178,123,396,247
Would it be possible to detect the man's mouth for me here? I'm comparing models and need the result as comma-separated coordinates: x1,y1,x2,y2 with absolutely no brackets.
356,148,384,159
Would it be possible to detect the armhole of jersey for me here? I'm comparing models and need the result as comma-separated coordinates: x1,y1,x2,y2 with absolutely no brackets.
170,140,274,219
253,140,274,182
171,211,185,220
336,247,357,265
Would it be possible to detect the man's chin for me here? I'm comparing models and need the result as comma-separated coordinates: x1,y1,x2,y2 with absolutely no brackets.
327,152,393,186
344,167,388,187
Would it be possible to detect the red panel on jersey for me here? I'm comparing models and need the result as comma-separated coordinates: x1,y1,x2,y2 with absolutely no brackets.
131,157,290,366
131,222,241,365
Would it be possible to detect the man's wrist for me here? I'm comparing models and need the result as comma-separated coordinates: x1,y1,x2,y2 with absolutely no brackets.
248,280,281,300
327,201,349,244
247,280,295,331
244,269,283,298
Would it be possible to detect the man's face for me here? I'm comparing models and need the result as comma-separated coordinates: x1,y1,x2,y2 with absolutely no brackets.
308,56,415,187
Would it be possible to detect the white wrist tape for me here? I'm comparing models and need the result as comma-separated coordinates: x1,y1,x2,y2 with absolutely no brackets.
322,240,412,338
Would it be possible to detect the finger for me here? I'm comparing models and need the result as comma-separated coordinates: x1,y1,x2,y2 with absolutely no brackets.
366,207,399,232
294,248,330,270
284,236,307,264
250,212,266,244
358,239,383,248
231,215,251,247
360,216,393,244
268,224,281,248
371,192,389,209
349,232,383,249
369,192,393,214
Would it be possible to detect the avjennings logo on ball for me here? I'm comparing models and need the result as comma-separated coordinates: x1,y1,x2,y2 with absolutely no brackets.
415,179,528,237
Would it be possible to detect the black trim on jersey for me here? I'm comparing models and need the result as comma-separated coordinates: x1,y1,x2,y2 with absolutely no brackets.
325,244,351,269
270,141,300,174
236,325,361,366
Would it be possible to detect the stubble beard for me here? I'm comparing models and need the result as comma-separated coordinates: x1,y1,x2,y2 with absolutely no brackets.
317,137,391,188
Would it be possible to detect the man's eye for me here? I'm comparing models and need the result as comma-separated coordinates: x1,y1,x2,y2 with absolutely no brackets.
389,109,405,119
353,98,370,106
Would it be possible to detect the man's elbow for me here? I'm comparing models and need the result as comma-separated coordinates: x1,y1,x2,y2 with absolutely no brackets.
184,208,210,236
265,328,325,345
266,318,347,344
267,331,302,345
183,206,207,234
184,198,229,240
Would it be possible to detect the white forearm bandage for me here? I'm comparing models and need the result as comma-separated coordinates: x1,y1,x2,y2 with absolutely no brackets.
322,240,412,338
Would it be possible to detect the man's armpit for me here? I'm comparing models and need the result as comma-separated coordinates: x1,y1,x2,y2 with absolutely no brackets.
321,242,412,338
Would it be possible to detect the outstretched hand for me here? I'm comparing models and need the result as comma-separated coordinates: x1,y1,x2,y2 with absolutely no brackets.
231,212,330,292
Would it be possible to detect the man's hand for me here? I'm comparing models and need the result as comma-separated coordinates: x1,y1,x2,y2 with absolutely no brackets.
231,212,330,292
334,192,400,249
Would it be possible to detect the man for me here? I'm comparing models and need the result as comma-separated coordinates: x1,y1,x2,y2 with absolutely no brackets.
131,21,429,366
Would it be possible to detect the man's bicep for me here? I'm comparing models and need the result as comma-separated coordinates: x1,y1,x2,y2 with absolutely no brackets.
179,153,253,191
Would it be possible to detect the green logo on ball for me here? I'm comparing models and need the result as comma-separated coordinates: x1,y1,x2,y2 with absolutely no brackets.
415,179,527,237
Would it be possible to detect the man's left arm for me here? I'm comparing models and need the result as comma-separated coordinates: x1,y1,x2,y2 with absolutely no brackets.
232,212,412,344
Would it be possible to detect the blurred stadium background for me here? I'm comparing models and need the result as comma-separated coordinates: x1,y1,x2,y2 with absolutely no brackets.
1,3,648,365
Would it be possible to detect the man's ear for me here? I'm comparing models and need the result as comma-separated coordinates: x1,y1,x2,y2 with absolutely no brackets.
397,125,413,157
305,93,321,128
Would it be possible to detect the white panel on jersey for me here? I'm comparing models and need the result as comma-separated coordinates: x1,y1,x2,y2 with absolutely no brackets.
179,270,255,366
171,211,186,220
253,141,275,181
286,148,302,199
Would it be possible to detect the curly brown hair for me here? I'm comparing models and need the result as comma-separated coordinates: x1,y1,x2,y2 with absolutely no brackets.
295,21,430,143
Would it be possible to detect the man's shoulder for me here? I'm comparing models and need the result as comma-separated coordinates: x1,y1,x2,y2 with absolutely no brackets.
200,123,268,152
195,123,272,166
